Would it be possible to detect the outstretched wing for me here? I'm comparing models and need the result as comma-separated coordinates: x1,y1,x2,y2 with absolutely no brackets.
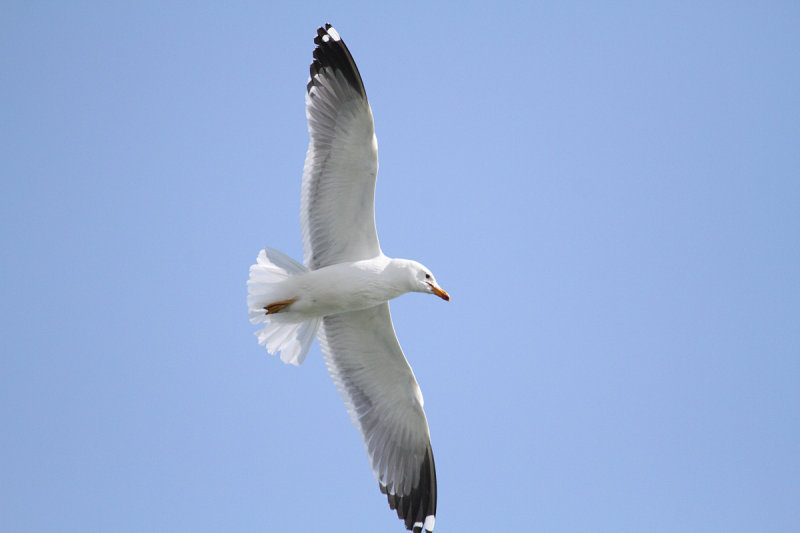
301,24,381,270
319,304,437,533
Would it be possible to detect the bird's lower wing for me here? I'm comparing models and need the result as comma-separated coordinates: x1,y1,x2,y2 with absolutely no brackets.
319,303,437,532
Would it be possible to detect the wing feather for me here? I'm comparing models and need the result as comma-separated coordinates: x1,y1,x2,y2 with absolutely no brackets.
301,24,381,269
319,303,437,531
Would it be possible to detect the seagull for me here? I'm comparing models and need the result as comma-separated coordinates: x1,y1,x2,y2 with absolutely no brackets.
247,24,448,533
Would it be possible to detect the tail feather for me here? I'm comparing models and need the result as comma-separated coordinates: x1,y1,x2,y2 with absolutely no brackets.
247,248,321,366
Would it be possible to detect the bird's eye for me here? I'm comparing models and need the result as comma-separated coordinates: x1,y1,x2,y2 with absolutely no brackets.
425,273,431,280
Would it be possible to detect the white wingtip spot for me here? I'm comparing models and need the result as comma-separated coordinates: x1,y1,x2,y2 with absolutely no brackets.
424,515,435,531
327,27,341,41
321,34,330,42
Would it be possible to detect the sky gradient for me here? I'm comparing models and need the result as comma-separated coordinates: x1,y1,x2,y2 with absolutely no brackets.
2,2,799,532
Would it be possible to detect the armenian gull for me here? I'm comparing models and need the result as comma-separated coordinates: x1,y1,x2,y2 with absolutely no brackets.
247,23,448,533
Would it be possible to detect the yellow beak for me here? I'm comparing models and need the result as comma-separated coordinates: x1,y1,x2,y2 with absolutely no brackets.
431,285,450,301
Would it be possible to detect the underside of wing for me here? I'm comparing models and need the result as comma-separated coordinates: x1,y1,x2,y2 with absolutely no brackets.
319,304,437,532
301,24,381,270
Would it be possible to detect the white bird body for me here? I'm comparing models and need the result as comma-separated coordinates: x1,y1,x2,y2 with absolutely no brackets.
270,255,423,319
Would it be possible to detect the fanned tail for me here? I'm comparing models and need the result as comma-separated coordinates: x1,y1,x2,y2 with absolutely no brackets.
247,248,321,365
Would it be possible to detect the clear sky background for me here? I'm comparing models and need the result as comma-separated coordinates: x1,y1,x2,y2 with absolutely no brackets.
2,2,798,532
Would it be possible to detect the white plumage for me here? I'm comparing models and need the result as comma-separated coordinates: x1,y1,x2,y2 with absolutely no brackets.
247,24,447,533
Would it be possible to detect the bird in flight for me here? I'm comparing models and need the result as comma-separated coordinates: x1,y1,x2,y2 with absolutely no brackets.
247,23,449,533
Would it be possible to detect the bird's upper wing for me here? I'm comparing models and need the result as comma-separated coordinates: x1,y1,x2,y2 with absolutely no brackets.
301,24,381,270
319,303,437,533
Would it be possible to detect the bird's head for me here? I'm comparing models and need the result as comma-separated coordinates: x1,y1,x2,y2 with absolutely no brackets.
406,260,450,301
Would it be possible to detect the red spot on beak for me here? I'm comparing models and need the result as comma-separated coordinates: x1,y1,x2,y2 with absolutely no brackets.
428,283,450,301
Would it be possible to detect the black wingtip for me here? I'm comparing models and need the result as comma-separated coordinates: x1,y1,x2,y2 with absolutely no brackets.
380,446,437,532
307,23,367,98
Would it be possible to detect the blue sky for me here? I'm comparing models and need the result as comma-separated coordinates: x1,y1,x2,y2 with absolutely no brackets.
2,2,798,532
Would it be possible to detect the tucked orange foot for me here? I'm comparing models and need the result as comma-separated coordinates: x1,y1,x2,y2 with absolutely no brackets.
264,297,297,314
